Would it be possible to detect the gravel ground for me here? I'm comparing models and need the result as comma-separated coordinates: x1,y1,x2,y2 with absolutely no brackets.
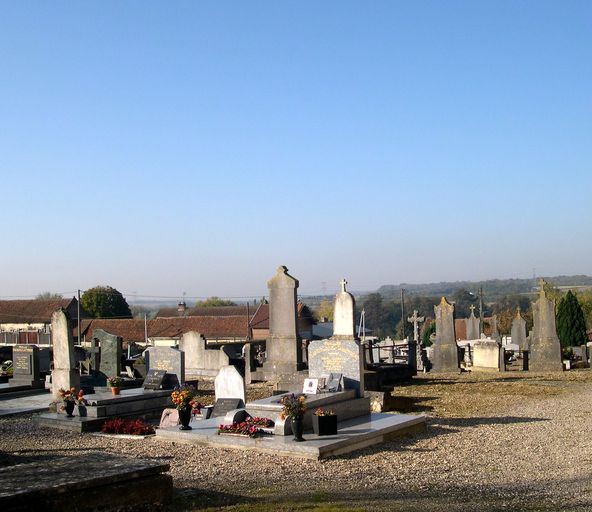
2,372,592,511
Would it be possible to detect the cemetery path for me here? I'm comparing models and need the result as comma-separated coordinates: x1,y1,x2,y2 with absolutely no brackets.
1,371,592,511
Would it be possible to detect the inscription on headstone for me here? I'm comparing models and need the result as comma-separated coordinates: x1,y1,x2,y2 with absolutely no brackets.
308,339,364,397
211,398,243,418
143,369,167,390
145,347,185,388
11,345,43,388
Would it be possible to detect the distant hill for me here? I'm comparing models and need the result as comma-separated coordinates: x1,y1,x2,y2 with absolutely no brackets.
376,275,592,301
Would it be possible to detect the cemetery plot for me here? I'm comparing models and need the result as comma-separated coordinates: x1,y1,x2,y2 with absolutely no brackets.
0,452,172,511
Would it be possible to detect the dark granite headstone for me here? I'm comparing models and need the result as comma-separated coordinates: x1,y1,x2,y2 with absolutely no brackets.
145,347,185,388
211,398,242,419
143,369,167,390
11,345,44,388
94,329,122,378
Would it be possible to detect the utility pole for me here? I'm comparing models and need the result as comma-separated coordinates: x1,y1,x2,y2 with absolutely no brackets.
479,285,484,337
400,288,405,339
144,313,148,345
77,289,81,345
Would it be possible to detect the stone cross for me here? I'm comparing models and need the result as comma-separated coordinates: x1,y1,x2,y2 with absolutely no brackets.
469,304,476,315
407,310,425,342
88,338,101,372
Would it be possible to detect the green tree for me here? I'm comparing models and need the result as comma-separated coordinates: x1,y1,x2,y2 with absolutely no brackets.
194,297,237,307
576,291,592,330
556,290,588,348
81,286,132,319
35,292,63,300
314,299,334,321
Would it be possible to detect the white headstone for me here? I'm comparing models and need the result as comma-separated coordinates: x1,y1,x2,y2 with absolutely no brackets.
332,279,356,339
214,365,246,405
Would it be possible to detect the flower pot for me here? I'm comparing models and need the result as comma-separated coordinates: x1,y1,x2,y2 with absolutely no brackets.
178,406,193,430
64,401,75,417
291,416,305,442
77,405,87,417
312,414,337,436
111,387,121,396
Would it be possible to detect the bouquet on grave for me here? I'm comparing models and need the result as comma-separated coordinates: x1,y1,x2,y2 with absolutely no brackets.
170,384,197,410
279,393,307,419
58,388,86,408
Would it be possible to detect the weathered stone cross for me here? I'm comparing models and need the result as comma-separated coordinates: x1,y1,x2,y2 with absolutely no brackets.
407,309,425,342
469,304,476,315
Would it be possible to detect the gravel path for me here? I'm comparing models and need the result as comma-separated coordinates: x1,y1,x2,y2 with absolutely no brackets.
1,372,592,511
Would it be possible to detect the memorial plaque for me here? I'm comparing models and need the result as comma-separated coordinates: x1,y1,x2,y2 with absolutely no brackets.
143,369,166,390
211,398,242,418
325,373,343,392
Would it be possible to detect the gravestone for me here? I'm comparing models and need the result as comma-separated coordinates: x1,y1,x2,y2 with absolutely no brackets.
262,266,304,376
145,347,185,388
179,331,229,378
309,280,364,396
431,297,460,372
490,315,501,342
143,369,167,390
511,308,527,351
466,305,480,340
214,365,246,406
308,338,364,397
38,348,51,373
472,341,503,371
408,310,425,370
93,329,122,379
332,279,356,339
51,309,80,399
88,338,101,372
11,345,44,388
530,279,562,372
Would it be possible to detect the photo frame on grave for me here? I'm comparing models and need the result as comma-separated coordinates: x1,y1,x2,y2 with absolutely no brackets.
325,373,343,392
302,378,319,395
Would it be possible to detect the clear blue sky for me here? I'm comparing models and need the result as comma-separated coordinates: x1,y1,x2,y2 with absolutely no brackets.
1,1,590,300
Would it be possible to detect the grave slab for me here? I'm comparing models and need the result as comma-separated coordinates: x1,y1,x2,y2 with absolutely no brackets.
155,412,426,460
0,452,172,511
